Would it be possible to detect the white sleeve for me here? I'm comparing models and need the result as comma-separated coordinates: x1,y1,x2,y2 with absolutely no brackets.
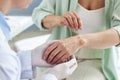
0,49,21,80
0,28,21,80
0,28,36,80
17,50,36,79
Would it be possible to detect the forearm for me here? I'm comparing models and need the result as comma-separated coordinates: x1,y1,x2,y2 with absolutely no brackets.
77,29,120,49
42,15,62,28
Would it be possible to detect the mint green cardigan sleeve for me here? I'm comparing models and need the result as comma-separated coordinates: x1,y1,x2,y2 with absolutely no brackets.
32,0,120,80
113,26,120,46
32,0,55,30
102,1,120,80
32,0,78,40
111,0,120,45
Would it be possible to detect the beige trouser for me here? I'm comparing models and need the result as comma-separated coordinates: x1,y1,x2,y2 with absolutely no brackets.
66,59,106,80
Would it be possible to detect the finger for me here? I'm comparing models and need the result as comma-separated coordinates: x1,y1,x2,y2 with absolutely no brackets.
67,56,73,61
47,45,62,63
60,16,69,26
64,17,71,28
43,42,58,61
69,12,79,30
63,17,70,27
51,49,67,64
72,11,82,29
55,53,70,64
64,12,74,29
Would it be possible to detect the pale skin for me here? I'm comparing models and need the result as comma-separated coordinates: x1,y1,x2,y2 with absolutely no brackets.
42,0,104,30
0,0,32,15
42,0,120,64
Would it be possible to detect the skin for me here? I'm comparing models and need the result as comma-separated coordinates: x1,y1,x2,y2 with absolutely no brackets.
0,0,32,15
42,0,120,64
42,0,104,30
42,12,82,30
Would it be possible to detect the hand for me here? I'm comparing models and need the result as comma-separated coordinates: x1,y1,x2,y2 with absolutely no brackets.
43,36,86,64
46,55,78,80
31,41,56,67
56,11,82,30
63,11,82,30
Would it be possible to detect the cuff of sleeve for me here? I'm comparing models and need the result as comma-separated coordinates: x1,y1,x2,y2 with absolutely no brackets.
113,26,120,46
18,50,36,79
32,12,51,31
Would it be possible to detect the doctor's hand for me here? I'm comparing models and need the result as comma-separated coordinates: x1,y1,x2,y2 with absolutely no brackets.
40,55,78,80
31,41,56,67
43,36,86,64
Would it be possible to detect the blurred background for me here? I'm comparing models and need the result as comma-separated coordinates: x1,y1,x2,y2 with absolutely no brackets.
9,0,41,16
8,0,41,33
8,0,51,51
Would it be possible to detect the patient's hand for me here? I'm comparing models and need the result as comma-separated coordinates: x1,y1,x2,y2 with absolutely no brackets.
43,36,86,64
63,11,82,30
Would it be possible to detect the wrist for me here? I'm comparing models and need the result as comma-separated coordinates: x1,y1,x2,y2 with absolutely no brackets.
54,16,64,26
42,15,59,28
78,34,96,48
74,35,88,48
62,36,86,51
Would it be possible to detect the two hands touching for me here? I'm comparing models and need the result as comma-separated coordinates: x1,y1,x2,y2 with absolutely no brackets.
32,11,84,79
43,36,86,65
58,11,82,30
43,11,82,30
31,41,79,80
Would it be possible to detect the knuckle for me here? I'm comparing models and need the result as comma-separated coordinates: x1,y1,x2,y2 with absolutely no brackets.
77,17,80,20
46,48,52,52
53,58,57,62
72,17,76,20
51,52,57,57
63,19,66,22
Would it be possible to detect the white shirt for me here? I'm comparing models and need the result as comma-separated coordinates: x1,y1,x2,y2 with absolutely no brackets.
76,4,105,34
0,27,35,80
75,4,105,58
0,27,58,80
0,12,57,80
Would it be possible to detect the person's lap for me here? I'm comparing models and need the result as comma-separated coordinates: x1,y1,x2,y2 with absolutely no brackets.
66,60,106,80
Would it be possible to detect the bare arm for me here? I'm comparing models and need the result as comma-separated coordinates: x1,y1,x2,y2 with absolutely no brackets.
43,28,120,64
79,29,120,49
